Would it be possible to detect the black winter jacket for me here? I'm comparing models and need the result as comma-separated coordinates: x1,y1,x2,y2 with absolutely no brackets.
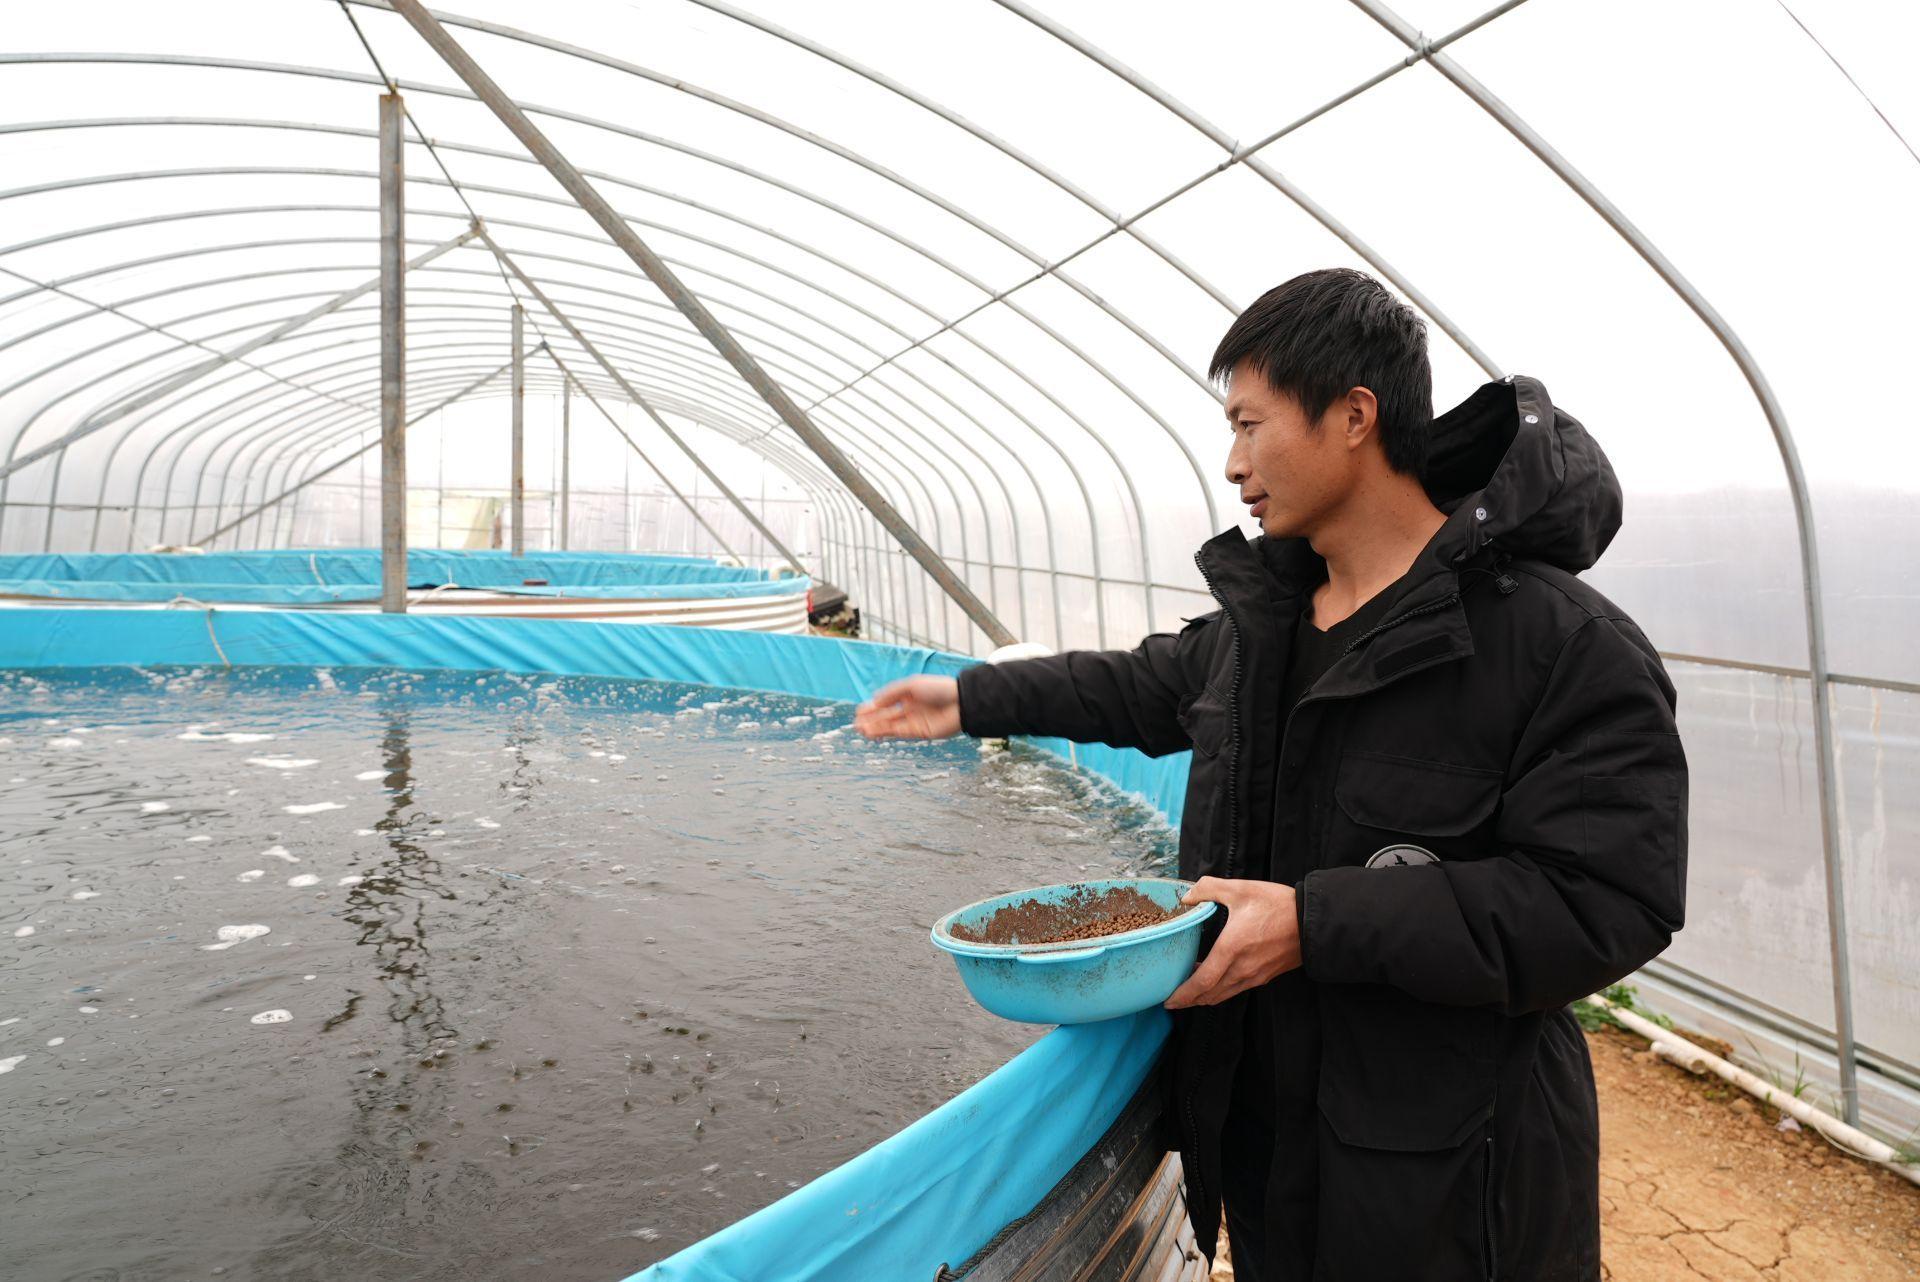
958,376,1688,1280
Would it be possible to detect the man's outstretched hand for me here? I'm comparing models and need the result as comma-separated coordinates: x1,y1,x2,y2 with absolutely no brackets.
1163,877,1302,1009
854,675,963,741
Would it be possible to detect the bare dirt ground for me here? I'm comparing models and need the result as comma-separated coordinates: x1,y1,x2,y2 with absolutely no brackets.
1210,1026,1919,1281
1593,1024,1918,1280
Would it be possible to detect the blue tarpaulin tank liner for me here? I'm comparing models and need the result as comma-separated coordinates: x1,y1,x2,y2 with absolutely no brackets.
0,607,1193,1279
0,549,807,604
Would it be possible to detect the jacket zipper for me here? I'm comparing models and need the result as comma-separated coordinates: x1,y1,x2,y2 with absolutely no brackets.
1192,550,1246,879
1481,1117,1498,1280
1338,589,1464,660
1182,547,1247,1230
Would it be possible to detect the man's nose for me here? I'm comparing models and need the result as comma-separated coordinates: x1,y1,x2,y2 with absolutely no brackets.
1224,436,1249,487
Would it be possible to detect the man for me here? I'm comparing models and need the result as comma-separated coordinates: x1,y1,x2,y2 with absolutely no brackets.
855,269,1687,1280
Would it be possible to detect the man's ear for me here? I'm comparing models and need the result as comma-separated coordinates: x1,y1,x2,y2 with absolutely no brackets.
1341,386,1379,453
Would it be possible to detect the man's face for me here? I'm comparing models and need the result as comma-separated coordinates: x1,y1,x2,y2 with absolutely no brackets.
1222,361,1361,540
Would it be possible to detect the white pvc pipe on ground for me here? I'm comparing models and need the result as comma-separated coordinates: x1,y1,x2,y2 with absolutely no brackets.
1589,993,1920,1187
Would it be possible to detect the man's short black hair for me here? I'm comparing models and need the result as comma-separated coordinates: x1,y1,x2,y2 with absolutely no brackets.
1209,268,1433,479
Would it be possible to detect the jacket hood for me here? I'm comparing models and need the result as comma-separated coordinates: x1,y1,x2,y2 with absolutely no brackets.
1424,374,1621,574
1242,375,1621,595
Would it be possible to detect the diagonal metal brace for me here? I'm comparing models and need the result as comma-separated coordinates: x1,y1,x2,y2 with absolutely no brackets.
543,347,746,566
389,0,1014,646
193,349,534,547
473,224,805,576
0,225,478,484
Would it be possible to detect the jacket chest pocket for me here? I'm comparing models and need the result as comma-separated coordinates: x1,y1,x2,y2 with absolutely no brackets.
1324,749,1502,870
1174,686,1230,880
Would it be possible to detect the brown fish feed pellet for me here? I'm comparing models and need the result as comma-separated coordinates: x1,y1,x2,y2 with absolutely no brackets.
948,884,1195,946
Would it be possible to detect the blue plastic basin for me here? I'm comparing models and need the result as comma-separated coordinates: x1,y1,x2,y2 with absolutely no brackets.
930,877,1216,1025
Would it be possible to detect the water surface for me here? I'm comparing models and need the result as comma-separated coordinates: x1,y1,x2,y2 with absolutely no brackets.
0,665,1173,1281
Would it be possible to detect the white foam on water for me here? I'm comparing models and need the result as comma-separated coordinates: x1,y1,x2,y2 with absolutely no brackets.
140,801,171,813
354,770,384,781
78,1006,99,1014
353,828,375,836
337,876,363,886
70,891,101,901
46,1037,63,1047
199,923,270,951
303,975,317,981
249,1009,292,1025
283,802,343,815
47,737,84,749
609,754,626,762
0,1018,17,1025
261,845,298,863
475,819,500,829
287,874,320,888
246,756,318,770
13,926,33,938
177,730,276,744
185,835,212,843
0,1055,25,1074
236,870,265,883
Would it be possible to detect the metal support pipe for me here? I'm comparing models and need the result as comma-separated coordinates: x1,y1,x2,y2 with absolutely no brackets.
559,378,570,551
1350,0,1861,1126
388,0,1013,646
378,92,407,611
472,227,802,575
510,303,525,557
543,348,744,564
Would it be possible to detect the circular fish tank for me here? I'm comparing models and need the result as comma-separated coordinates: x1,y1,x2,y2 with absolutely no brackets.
0,549,812,633
0,606,1194,1281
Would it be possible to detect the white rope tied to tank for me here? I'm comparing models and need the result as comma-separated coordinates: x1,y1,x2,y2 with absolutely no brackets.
157,595,230,666
308,552,325,587
204,609,230,666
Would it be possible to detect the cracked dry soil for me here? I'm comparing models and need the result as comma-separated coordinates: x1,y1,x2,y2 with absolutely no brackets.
1209,1026,1918,1280
1593,1024,1917,1280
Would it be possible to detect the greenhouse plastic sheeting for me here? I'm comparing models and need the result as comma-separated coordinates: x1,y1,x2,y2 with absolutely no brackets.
0,549,808,603
0,606,1188,1279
